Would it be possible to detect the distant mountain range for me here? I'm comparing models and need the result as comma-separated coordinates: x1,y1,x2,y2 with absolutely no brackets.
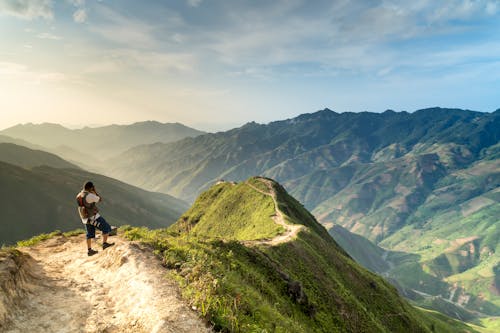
0,121,205,167
2,108,498,325
0,144,188,245
104,107,499,317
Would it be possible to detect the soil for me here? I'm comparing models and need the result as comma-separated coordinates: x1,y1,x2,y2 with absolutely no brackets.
1,236,212,333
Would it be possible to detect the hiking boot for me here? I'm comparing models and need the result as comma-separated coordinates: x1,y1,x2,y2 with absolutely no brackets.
102,242,115,250
88,248,98,256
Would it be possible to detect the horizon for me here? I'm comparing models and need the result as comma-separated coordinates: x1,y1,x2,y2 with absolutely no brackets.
1,1,499,131
1,105,498,132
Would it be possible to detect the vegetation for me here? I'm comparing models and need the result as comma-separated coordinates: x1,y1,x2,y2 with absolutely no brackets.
173,180,283,241
122,178,477,332
0,152,188,245
104,108,499,320
15,229,84,247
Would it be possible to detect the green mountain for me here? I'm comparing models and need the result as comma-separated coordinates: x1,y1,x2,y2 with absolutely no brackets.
0,121,205,165
0,146,188,245
108,108,498,202
106,107,499,318
123,177,475,332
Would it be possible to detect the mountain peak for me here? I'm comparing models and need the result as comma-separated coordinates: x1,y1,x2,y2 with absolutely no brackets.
173,177,334,244
163,176,465,332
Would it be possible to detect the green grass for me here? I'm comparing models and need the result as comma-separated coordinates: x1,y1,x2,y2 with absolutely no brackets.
15,229,85,247
173,181,283,241
121,178,476,332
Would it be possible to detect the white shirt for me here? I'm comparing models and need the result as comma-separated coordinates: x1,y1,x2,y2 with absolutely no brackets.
80,192,101,224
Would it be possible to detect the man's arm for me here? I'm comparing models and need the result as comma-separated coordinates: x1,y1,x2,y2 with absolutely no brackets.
86,192,101,203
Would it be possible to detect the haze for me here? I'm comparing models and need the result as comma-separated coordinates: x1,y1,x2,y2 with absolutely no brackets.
1,0,499,131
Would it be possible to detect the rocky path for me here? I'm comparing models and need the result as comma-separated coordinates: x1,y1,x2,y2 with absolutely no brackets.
245,177,304,246
2,236,211,333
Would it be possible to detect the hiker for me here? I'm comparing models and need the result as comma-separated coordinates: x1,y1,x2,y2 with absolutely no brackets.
76,181,114,256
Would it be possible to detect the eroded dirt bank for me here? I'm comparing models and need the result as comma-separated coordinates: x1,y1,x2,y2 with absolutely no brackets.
0,235,211,333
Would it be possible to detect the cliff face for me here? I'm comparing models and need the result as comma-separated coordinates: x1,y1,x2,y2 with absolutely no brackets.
0,249,35,326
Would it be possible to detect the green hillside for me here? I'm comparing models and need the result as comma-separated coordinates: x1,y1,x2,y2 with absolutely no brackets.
107,108,498,202
123,177,476,332
104,107,499,320
0,160,188,245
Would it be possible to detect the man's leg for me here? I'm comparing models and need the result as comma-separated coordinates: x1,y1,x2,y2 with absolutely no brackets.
95,216,114,249
85,223,98,256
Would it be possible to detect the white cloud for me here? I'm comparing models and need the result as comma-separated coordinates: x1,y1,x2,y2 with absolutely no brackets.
486,1,499,14
37,32,62,40
80,48,196,75
83,61,121,74
187,0,202,8
0,61,66,84
182,0,500,77
73,8,86,23
0,0,53,20
68,0,85,6
89,6,159,48
108,49,196,73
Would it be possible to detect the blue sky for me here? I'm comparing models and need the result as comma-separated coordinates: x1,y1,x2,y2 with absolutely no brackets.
0,0,499,131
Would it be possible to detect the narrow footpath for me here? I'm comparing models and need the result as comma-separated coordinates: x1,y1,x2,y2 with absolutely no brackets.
244,177,304,246
2,236,211,333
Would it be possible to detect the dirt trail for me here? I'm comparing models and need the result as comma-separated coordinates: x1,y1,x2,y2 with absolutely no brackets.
2,236,211,333
244,178,304,246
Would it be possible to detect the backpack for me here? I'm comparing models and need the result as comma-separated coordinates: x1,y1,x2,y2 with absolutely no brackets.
76,191,98,220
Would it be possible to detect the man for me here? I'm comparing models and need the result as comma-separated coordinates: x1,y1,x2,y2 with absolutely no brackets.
76,181,114,256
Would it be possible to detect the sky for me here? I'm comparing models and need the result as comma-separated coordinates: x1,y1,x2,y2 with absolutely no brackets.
0,0,499,131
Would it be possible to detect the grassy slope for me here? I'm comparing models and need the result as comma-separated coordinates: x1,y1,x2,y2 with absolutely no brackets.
123,178,475,332
378,158,500,314
0,161,188,245
173,180,283,241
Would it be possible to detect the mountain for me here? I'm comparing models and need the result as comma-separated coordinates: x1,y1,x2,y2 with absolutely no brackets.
0,134,47,150
106,107,499,318
0,121,205,165
108,108,498,202
0,143,79,169
0,146,188,245
122,177,475,332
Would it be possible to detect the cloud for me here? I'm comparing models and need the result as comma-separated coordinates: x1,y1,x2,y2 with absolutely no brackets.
89,6,160,48
112,49,196,72
83,49,196,74
171,0,500,77
0,0,53,20
0,61,66,84
73,8,86,23
187,0,203,7
68,0,85,6
37,32,62,40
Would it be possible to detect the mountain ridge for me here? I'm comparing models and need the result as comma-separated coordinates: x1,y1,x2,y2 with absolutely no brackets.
0,120,206,165
121,177,475,332
104,107,499,319
0,145,188,245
